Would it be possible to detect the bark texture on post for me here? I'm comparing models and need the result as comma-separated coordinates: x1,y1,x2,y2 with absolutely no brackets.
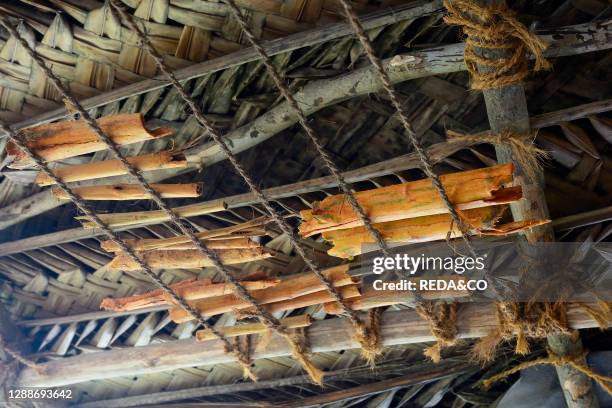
548,332,599,408
472,1,597,405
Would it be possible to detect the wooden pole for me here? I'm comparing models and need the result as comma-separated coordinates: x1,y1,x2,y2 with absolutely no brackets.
15,303,602,388
473,1,597,405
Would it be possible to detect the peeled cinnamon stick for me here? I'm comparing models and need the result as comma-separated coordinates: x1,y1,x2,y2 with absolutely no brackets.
299,164,516,237
7,113,173,168
101,278,281,312
36,151,188,186
53,183,203,201
169,264,356,323
109,247,272,271
100,217,269,253
196,315,313,342
170,284,361,323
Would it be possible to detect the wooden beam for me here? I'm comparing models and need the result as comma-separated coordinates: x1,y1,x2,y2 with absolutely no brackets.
184,21,609,166
474,1,597,405
531,98,612,129
16,303,601,388
272,365,469,407
7,0,445,132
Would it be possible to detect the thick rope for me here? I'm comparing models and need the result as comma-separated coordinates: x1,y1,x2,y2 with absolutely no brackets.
472,302,570,363
446,130,548,183
482,350,612,395
108,0,381,368
358,307,384,367
443,0,550,90
0,16,260,382
416,302,459,363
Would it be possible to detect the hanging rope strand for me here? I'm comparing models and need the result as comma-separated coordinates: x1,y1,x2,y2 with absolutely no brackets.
107,0,377,354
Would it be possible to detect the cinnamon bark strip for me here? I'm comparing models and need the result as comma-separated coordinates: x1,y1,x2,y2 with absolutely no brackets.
323,205,549,258
170,285,361,323
323,276,471,314
169,264,356,323
100,278,281,312
52,183,203,201
109,247,272,271
36,151,187,186
299,164,516,237
7,113,173,168
100,217,269,253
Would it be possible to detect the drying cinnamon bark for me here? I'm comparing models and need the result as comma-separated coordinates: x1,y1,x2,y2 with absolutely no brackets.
7,113,173,168
299,164,516,237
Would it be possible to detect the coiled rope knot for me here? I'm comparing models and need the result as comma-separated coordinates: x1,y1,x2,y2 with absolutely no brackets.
353,308,384,367
473,302,570,362
482,348,612,396
446,130,548,183
416,302,458,363
443,0,551,90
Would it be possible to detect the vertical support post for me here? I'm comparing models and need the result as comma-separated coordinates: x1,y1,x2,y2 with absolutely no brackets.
472,1,598,406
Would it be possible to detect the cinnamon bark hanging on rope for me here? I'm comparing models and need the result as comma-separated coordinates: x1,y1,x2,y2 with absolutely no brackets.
299,164,517,237
324,206,550,258
100,217,269,252
108,247,273,271
169,264,357,323
323,276,472,314
6,113,173,169
101,278,282,312
52,183,203,201
35,151,188,186
170,285,362,324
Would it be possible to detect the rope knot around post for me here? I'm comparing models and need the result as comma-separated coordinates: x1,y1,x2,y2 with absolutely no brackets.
353,307,384,367
416,302,458,363
446,129,548,183
472,302,570,363
482,348,612,396
443,0,551,90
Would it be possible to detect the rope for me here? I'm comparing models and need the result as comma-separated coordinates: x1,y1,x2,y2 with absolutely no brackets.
108,0,382,368
446,130,548,183
472,302,570,363
334,0,471,360
416,302,458,363
0,334,40,372
482,349,612,395
443,0,550,90
358,307,384,367
0,16,258,382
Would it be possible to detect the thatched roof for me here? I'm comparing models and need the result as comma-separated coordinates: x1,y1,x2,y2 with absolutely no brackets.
0,0,610,406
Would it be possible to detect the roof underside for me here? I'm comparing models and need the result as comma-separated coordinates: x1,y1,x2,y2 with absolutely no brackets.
0,0,610,406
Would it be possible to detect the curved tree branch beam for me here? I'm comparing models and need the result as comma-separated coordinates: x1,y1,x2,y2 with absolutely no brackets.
0,21,609,232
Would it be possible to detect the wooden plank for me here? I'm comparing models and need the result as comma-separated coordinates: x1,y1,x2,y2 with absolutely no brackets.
16,303,601,388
